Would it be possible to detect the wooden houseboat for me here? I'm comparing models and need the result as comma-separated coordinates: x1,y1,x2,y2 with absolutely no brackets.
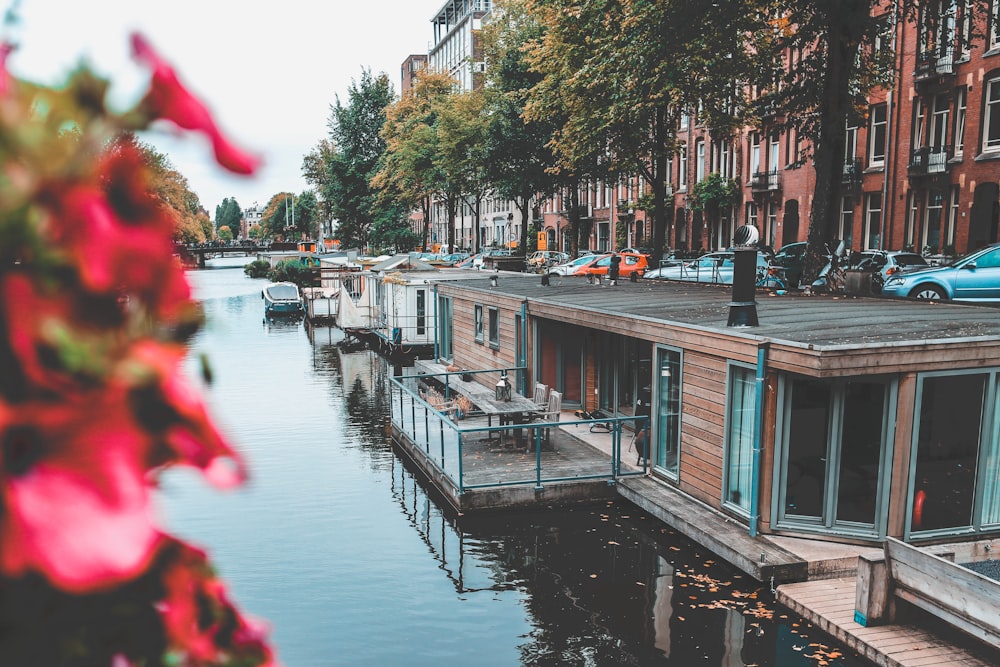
427,275,1000,552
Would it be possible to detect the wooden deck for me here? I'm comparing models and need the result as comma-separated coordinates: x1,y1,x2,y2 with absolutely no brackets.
777,578,999,666
389,408,639,513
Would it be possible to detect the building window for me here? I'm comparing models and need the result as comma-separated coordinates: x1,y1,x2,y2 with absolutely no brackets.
984,74,1000,153
678,144,688,191
954,86,967,156
923,191,944,253
746,202,758,230
487,306,499,349
724,365,756,514
749,132,761,176
930,94,950,149
992,0,1000,50
906,192,919,248
912,98,926,147
768,132,780,173
695,139,705,183
416,289,426,336
474,304,484,343
437,295,453,361
654,346,682,478
869,103,887,166
839,197,854,250
946,186,959,248
910,370,1000,536
864,192,882,249
776,376,893,537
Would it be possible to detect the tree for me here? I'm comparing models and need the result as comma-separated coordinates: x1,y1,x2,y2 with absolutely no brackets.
482,0,560,254
376,71,456,251
259,192,295,240
319,69,397,250
215,197,242,237
749,1,998,281
524,0,757,266
438,89,491,251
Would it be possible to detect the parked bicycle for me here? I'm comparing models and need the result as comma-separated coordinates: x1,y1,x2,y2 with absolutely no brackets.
756,265,787,290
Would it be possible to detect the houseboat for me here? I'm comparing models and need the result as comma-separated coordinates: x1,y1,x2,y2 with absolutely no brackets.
339,254,517,356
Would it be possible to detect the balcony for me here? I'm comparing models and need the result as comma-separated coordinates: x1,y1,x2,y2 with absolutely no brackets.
842,158,863,192
914,49,955,90
749,170,781,193
908,146,952,181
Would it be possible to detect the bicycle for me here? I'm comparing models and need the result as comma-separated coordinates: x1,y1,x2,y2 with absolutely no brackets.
756,265,787,290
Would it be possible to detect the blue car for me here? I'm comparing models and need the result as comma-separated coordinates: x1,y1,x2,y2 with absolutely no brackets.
880,243,1000,302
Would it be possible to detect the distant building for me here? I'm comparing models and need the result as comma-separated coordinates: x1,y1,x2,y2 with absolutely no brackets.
400,54,427,96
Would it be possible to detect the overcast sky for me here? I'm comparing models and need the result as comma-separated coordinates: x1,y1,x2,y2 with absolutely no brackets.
8,0,437,217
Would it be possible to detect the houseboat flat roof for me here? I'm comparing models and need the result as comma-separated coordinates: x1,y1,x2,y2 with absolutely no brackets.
446,275,1000,350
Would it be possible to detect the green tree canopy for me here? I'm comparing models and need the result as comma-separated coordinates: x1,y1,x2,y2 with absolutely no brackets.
214,197,242,235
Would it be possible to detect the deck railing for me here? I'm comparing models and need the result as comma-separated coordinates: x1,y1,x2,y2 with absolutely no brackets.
389,373,647,494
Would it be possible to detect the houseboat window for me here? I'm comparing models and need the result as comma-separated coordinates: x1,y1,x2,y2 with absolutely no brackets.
910,372,991,535
654,347,681,478
488,307,499,349
416,289,426,336
776,376,891,537
437,295,453,361
474,305,484,344
724,365,756,514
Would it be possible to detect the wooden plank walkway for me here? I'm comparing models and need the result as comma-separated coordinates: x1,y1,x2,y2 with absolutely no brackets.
777,578,999,666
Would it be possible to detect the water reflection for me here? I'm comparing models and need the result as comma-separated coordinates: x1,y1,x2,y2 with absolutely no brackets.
173,264,870,667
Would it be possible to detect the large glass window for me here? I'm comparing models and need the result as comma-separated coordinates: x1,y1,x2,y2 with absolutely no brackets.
953,86,966,156
985,75,1000,153
911,372,992,535
776,376,892,536
869,104,887,166
724,366,756,514
437,295,453,361
864,193,882,249
654,347,682,478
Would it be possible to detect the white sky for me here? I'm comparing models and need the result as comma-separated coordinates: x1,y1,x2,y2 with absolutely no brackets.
8,0,437,217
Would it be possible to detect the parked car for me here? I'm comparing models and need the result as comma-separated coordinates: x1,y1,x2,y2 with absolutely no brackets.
771,241,840,289
644,250,769,284
548,253,610,276
576,252,649,279
852,250,928,287
881,243,1000,302
428,252,470,266
525,250,570,271
621,247,654,257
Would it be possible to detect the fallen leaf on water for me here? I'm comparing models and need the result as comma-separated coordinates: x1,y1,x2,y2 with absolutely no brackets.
608,541,620,545
590,574,598,579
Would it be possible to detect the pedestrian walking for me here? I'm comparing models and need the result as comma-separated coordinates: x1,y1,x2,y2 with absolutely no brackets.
609,252,621,285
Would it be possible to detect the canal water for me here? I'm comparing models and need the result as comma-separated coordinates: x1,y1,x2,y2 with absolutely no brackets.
162,260,873,667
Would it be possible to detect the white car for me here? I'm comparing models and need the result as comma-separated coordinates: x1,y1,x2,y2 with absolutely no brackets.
644,251,769,284
548,254,610,276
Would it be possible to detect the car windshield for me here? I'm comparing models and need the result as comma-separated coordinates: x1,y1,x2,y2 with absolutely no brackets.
268,284,298,299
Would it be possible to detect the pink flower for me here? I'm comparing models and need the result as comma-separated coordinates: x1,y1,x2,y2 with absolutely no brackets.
0,393,162,592
0,42,13,97
159,541,279,665
131,33,261,175
126,341,246,489
37,144,193,318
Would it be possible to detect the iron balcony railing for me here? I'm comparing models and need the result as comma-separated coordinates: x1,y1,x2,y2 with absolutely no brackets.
914,48,955,82
908,145,953,176
842,158,863,189
749,170,781,192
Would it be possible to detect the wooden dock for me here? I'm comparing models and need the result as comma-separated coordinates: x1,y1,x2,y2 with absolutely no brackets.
777,578,998,666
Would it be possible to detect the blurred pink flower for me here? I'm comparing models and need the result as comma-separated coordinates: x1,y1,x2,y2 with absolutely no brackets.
0,394,162,592
159,541,279,666
127,341,246,489
131,33,261,175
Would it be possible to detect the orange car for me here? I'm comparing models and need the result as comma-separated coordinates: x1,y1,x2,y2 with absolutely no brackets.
576,252,649,279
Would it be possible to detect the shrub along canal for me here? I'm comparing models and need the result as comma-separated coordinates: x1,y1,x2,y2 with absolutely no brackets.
161,260,873,666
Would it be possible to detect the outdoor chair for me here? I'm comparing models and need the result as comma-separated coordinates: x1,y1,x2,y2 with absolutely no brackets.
531,389,562,446
532,382,549,409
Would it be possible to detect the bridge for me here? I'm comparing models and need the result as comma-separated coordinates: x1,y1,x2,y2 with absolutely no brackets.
175,243,263,268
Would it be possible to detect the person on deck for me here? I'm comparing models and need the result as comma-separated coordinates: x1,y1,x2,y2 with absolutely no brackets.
608,252,621,285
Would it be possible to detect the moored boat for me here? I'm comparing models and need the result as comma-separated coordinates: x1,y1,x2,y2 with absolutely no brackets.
262,281,304,317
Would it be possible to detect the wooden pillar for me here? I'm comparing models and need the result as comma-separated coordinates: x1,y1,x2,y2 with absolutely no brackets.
854,553,892,627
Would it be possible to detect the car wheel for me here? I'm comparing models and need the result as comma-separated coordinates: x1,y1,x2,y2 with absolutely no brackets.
910,284,946,301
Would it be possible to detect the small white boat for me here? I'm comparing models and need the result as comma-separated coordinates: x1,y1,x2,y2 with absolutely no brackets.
262,281,304,317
